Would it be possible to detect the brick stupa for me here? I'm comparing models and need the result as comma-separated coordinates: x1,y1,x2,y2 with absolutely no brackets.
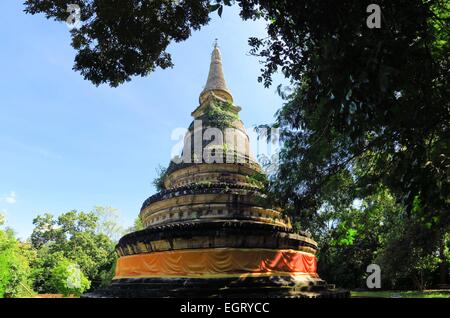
85,43,348,298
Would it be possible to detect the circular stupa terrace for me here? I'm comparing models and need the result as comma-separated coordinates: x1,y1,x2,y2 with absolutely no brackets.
84,44,348,298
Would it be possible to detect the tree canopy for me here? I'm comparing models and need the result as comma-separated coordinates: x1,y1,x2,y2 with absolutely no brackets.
0,217,34,298
30,209,117,292
255,1,449,282
24,0,214,86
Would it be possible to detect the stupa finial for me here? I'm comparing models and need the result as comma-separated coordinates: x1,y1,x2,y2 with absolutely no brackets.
199,40,233,103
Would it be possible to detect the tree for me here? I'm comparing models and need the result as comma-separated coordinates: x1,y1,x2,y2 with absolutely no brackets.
24,0,214,86
311,187,397,288
306,185,447,290
93,206,125,242
30,209,116,292
30,246,66,294
252,0,449,286
0,225,35,298
125,217,144,234
50,258,90,297
30,213,61,249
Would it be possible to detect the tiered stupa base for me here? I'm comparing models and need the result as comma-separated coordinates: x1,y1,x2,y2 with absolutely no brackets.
84,222,348,298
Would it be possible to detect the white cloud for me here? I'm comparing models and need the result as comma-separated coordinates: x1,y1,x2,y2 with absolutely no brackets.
2,191,17,204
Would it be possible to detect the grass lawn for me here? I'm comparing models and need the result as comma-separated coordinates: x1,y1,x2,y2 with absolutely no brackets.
351,290,450,298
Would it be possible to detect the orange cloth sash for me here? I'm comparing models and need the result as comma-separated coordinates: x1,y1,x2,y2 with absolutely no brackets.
115,248,317,279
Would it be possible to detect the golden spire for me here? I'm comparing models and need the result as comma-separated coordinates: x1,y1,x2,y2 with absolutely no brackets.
199,39,233,103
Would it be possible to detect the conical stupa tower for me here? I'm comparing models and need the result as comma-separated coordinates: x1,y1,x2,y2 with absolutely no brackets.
86,43,347,298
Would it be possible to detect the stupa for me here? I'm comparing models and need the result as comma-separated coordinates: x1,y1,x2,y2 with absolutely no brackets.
85,43,347,298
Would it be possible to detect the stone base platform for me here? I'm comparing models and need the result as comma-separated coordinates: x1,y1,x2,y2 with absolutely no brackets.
83,276,349,298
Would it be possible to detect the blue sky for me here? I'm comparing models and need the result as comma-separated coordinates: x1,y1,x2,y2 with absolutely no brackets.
0,2,287,239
